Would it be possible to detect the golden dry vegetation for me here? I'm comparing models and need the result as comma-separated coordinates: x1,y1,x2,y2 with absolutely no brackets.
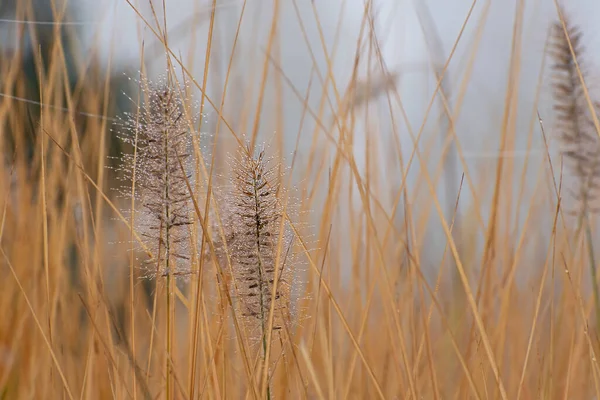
1,0,600,399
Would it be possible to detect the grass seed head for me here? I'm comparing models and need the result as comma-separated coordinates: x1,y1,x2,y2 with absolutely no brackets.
550,13,600,214
116,75,197,280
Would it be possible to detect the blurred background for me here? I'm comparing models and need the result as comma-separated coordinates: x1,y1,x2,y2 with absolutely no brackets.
2,0,600,314
1,0,594,268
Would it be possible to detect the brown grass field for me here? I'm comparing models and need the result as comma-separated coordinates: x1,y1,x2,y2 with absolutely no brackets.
1,0,600,399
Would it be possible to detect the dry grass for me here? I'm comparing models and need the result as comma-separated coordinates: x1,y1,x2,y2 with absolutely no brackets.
2,0,600,399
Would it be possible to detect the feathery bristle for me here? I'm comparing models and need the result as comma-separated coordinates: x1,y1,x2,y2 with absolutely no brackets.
550,14,600,213
227,143,292,336
116,77,197,279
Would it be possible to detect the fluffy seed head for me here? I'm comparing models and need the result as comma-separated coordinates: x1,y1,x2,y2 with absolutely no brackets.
226,143,293,336
550,15,600,214
116,76,197,279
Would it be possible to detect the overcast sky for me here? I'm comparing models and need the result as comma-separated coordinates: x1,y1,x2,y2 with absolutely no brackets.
82,0,600,161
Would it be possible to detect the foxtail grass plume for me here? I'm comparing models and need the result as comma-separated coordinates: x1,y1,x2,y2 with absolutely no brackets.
226,143,294,339
549,14,600,213
116,76,197,280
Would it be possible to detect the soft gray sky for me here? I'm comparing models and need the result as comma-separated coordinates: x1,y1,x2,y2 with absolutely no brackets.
83,0,599,164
